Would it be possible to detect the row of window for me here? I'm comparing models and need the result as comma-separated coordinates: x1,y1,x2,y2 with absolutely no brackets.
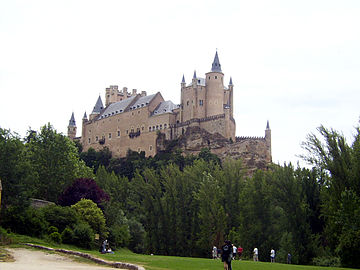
87,123,169,143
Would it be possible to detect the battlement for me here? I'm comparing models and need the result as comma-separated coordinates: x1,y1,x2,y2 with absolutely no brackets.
236,136,266,142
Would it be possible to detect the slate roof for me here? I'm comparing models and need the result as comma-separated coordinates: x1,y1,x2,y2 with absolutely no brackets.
152,100,179,116
92,96,104,114
69,112,76,126
129,94,157,110
211,51,222,72
99,95,136,119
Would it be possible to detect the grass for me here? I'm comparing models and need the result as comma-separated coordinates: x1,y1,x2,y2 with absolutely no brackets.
1,233,356,270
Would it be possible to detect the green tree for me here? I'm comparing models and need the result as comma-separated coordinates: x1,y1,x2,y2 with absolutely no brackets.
71,199,108,239
195,171,226,256
25,124,93,202
302,123,360,267
0,128,34,207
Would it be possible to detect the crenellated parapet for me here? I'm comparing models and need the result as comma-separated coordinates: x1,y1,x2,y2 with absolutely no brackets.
236,136,266,141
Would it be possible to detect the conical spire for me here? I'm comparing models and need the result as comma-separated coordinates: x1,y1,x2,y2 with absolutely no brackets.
229,77,233,86
266,120,270,129
211,51,222,72
92,96,104,114
69,112,76,126
182,74,185,83
193,70,197,79
82,111,88,120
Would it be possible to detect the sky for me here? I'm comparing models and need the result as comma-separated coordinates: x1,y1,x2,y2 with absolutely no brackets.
1,0,359,166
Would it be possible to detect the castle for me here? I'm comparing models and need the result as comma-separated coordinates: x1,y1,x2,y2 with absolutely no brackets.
68,52,272,171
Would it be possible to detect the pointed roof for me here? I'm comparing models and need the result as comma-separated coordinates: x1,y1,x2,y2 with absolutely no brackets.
266,120,270,129
68,112,76,126
211,51,222,72
82,111,87,120
92,96,104,114
229,77,233,86
181,74,185,84
193,70,197,79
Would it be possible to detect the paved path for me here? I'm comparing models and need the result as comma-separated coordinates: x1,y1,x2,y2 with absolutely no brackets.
1,248,121,270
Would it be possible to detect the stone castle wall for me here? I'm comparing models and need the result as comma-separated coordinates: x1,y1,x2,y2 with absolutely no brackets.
159,126,271,173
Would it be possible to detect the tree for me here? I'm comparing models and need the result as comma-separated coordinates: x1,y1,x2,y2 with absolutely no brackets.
71,199,108,239
58,178,109,207
0,128,34,207
302,123,360,267
25,124,93,202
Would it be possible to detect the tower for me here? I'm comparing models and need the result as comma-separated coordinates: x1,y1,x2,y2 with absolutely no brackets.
205,51,224,117
67,112,77,140
265,120,272,162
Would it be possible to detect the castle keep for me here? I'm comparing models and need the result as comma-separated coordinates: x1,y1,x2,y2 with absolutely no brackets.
68,52,272,170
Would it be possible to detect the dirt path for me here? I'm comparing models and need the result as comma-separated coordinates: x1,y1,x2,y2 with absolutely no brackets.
1,248,121,270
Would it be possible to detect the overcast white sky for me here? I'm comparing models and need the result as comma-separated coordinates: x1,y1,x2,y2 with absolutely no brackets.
1,0,359,166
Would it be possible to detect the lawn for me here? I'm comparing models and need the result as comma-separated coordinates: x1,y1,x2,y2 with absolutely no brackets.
1,233,356,270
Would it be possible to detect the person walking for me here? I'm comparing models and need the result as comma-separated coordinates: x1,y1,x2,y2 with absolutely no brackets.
232,244,237,260
212,246,217,259
270,248,275,263
253,247,258,261
221,240,233,270
237,246,243,260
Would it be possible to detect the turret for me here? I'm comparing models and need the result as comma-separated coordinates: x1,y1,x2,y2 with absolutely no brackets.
205,51,224,117
181,74,186,89
89,95,104,121
82,112,88,140
265,120,272,162
67,112,77,140
192,70,197,87
228,77,234,117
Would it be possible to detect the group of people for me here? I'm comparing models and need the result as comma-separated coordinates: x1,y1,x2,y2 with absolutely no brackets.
253,247,276,262
212,241,244,270
214,242,292,268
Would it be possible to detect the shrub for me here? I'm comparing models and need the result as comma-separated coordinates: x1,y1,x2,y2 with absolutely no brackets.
47,226,58,235
1,206,48,237
49,232,62,244
108,224,130,249
73,222,94,249
61,227,75,244
313,256,341,267
41,204,80,232
0,227,13,245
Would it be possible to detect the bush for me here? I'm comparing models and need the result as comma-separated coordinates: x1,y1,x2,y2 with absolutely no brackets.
41,205,80,232
108,224,130,249
1,206,48,237
47,226,58,235
73,222,94,249
61,227,75,244
128,219,145,253
313,256,341,267
49,232,62,243
0,227,13,245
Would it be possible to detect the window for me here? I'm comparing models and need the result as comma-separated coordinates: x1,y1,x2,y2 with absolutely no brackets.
187,101,189,106
88,138,91,144
117,130,120,137
160,124,162,129
164,124,167,128
199,100,203,106
215,76,217,79
96,136,99,141
126,130,129,134
149,145,153,151
149,127,152,131
108,133,112,139
142,126,144,131
156,125,159,130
